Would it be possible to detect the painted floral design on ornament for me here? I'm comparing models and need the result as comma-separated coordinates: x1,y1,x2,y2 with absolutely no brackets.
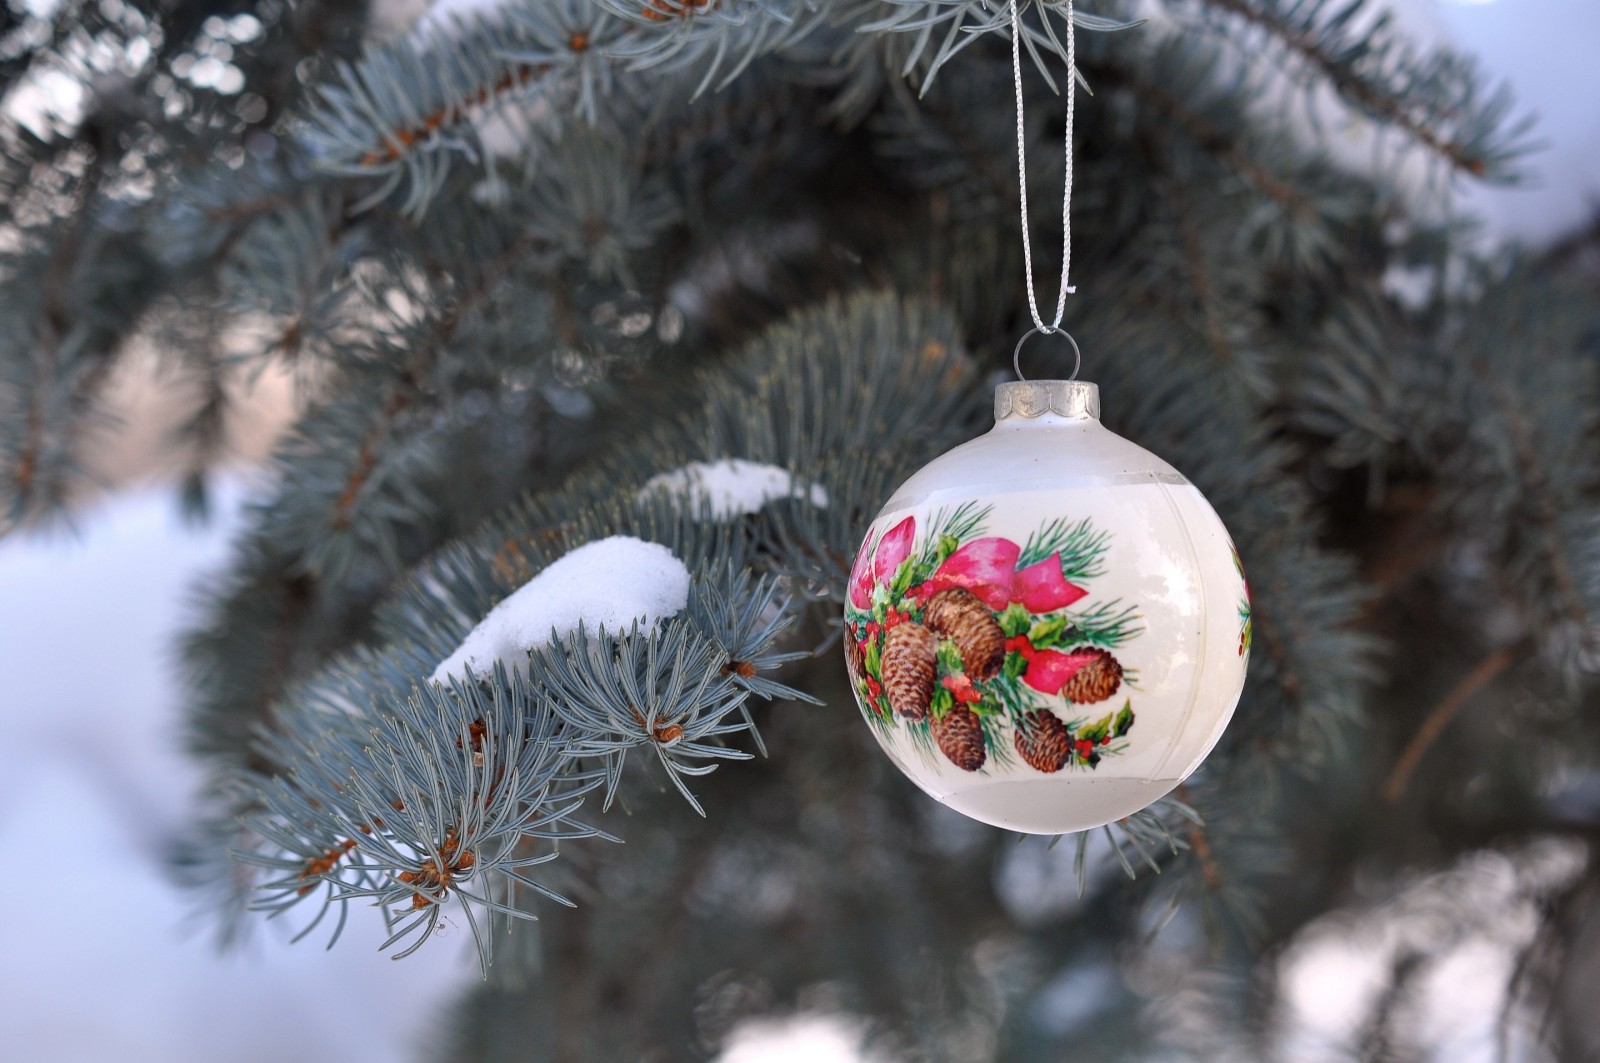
1231,541,1252,658
844,503,1141,774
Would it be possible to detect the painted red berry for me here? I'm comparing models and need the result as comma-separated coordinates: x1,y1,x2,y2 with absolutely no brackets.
1005,635,1036,659
940,672,983,704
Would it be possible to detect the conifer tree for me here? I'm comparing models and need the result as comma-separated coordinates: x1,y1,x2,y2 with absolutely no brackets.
2,0,1596,1059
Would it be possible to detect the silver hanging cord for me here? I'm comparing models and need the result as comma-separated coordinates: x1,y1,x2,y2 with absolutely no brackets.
1010,0,1076,336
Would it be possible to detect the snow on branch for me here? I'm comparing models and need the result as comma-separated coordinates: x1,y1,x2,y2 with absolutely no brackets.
430,535,691,683
639,458,829,520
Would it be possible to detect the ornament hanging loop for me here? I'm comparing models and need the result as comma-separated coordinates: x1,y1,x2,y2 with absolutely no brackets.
1012,326,1082,382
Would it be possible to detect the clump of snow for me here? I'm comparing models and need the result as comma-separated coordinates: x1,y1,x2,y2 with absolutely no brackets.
716,1012,884,1063
408,0,515,40
640,459,828,521
431,536,690,683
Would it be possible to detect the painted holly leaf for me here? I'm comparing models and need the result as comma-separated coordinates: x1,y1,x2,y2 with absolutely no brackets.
1112,700,1134,738
1080,710,1116,744
1002,652,1028,681
997,602,1032,638
889,555,917,599
1027,613,1074,649
935,639,965,673
1231,540,1251,602
864,691,891,722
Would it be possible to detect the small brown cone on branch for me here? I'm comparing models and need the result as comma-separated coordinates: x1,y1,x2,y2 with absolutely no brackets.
1060,647,1123,704
930,705,987,771
881,622,937,719
922,588,1006,679
1013,710,1071,773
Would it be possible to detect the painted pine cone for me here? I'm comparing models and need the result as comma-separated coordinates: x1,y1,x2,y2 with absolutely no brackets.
880,621,938,720
1013,709,1071,773
922,588,1006,680
930,705,987,771
1060,646,1123,704
843,628,865,686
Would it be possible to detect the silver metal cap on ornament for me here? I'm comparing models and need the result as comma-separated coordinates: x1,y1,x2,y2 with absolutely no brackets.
842,379,1251,834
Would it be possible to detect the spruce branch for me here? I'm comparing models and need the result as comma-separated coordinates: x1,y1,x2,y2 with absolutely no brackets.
289,0,1153,220
297,9,580,215
1099,55,1313,215
215,191,360,368
246,211,577,582
1426,267,1600,672
211,293,976,964
592,0,822,95
0,149,160,528
1086,38,1365,279
1193,0,1532,181
296,0,811,217
1,160,100,525
858,0,1141,93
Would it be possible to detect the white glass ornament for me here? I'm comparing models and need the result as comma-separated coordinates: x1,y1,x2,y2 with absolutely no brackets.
843,379,1250,834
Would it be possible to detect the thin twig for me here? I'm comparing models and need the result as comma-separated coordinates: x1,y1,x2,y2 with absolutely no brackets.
1382,645,1516,804
358,62,547,167
1175,783,1223,890
329,389,410,530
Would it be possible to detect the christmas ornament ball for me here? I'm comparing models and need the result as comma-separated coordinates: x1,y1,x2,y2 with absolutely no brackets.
843,380,1250,834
